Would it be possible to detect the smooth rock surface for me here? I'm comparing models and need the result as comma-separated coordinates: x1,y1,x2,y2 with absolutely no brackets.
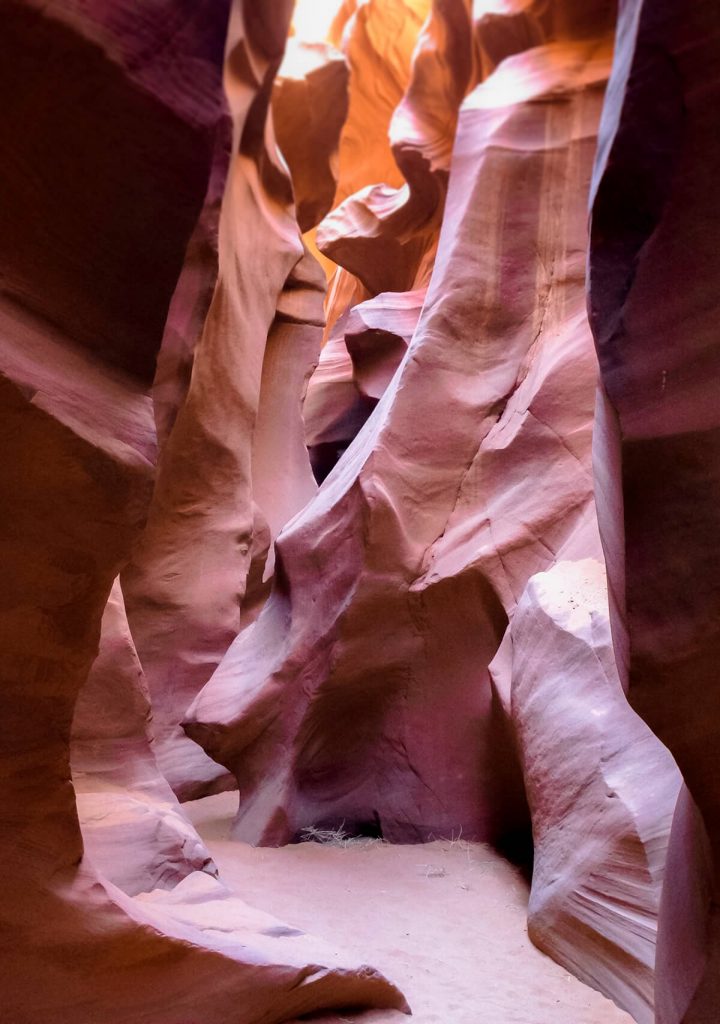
274,41,349,233
345,288,425,400
492,559,680,1023
588,1,720,1020
186,17,682,1017
6,1,715,1021
123,0,324,800
303,0,432,475
72,579,216,897
187,35,614,844
0,4,406,1021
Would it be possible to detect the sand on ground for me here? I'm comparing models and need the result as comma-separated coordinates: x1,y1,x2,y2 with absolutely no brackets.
185,793,634,1024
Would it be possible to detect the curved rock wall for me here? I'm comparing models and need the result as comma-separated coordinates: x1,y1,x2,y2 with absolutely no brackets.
184,3,688,1019
0,3,407,1021
492,559,679,1023
71,579,216,897
6,0,718,1021
121,0,327,800
188,5,614,845
304,0,434,477
588,1,720,1020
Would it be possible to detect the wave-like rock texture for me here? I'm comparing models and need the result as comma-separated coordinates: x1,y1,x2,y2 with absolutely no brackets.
273,41,349,234
588,1,720,1021
0,3,407,1021
304,0,471,473
329,0,431,206
491,559,680,1024
186,31,614,840
345,288,425,400
316,0,470,296
305,0,621,476
303,0,432,473
71,579,216,897
122,0,326,800
187,10,685,1017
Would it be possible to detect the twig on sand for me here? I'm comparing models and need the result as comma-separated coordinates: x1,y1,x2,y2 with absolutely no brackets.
298,823,383,848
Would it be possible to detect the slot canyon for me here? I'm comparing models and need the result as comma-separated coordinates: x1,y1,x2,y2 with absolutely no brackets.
1,0,719,1022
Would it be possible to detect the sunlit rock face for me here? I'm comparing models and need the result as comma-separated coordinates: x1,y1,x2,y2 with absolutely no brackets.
303,0,438,477
303,0,627,482
0,3,407,1022
188,2,614,844
588,1,720,1021
187,3,690,1017
273,41,349,234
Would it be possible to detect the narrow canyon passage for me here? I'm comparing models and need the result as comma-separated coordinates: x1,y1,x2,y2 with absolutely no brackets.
2,2,720,1024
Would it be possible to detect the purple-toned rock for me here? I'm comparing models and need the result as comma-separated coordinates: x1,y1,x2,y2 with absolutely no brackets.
588,1,720,1020
72,579,216,896
0,4,407,1021
186,34,615,847
345,288,425,400
492,558,680,1023
122,1,325,800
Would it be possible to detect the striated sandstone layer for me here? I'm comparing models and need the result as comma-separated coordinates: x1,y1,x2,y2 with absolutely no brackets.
588,1,720,1021
305,0,622,480
71,578,216,897
344,288,426,401
187,9,684,1017
6,0,714,1021
329,0,431,206
0,0,226,383
316,0,470,297
304,0,472,482
273,40,349,234
187,30,614,843
0,3,407,1021
122,0,326,800
491,559,679,1024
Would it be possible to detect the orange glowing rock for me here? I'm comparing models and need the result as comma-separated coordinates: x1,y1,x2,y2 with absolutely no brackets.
274,41,349,233
7,1,720,1022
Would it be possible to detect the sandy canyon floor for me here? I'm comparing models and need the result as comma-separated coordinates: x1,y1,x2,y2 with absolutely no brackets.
185,794,633,1024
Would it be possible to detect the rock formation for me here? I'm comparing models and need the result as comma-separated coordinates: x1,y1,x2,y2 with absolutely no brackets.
185,3,686,1019
304,0,443,477
344,288,425,400
188,2,615,846
588,1,720,1020
304,0,472,471
0,2,407,1021
273,41,349,234
491,559,680,1024
6,0,720,1021
122,0,327,800
305,0,628,479
72,579,216,897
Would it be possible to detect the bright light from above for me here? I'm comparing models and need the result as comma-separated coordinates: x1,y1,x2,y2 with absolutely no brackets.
472,0,517,16
292,0,345,42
